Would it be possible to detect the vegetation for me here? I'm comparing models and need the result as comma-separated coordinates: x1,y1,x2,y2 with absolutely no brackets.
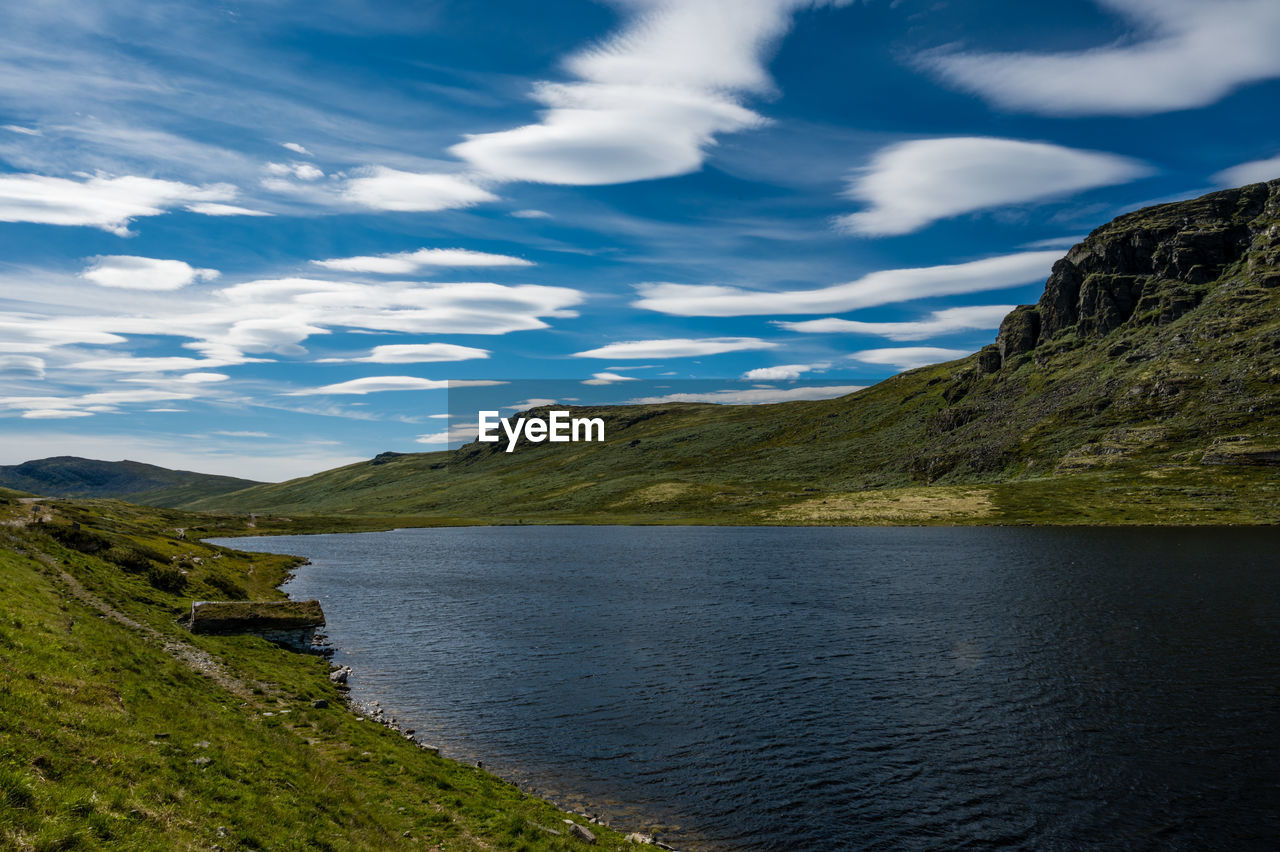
0,457,260,506
0,497,635,850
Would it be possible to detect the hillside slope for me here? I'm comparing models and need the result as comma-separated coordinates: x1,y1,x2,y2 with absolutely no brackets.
0,493,632,849
0,457,262,506
186,180,1280,525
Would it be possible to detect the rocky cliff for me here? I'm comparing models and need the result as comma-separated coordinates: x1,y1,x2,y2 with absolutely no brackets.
994,180,1280,364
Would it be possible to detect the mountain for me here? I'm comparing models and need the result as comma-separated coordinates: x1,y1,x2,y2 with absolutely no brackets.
0,456,262,506
184,180,1280,525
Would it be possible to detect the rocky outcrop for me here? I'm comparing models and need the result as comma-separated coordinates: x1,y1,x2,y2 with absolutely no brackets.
990,179,1280,368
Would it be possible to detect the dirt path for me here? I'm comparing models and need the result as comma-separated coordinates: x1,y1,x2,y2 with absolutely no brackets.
9,535,254,700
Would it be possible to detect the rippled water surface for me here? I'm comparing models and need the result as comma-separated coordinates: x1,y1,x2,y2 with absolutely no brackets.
212,526,1280,850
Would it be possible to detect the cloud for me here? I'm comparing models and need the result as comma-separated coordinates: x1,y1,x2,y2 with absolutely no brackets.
1214,154,1280,186
281,142,312,155
266,161,324,181
451,0,851,185
573,336,779,359
777,305,1016,341
312,248,533,274
22,409,93,419
213,430,271,438
920,0,1280,116
81,255,220,291
288,376,504,395
510,209,552,219
176,372,230,383
849,347,970,370
3,124,40,136
0,387,198,419
836,137,1150,236
0,355,46,378
635,251,1057,316
0,172,240,235
628,385,864,405
741,363,828,380
342,166,498,211
67,355,241,372
184,202,271,216
319,343,491,364
582,371,640,385
0,314,126,353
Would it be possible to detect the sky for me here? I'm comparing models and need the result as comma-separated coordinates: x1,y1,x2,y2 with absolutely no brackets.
2,0,1279,481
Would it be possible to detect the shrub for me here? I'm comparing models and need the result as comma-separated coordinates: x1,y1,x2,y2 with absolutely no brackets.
102,546,154,575
205,574,248,600
145,563,187,594
46,525,111,554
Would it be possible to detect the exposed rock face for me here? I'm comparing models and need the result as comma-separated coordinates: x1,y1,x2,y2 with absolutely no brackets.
1029,180,1279,345
996,305,1041,364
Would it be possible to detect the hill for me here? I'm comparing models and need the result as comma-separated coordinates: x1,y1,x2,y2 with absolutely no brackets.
185,180,1280,526
0,457,262,506
0,493,634,849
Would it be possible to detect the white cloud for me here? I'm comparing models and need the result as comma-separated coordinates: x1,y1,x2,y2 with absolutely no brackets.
22,409,93,419
416,423,479,445
0,314,126,353
185,202,271,217
573,336,779,359
3,124,40,136
1214,154,1280,186
288,376,504,396
313,248,533,274
635,251,1057,317
266,161,324,181
582,371,640,385
628,385,864,405
177,372,230,383
319,343,491,364
0,172,239,235
81,255,220,291
741,362,828,380
837,137,1149,236
921,0,1280,116
213,430,271,438
451,0,851,185
849,347,970,370
342,167,498,211
510,209,552,219
777,305,1016,341
281,142,312,155
67,356,240,373
0,355,46,378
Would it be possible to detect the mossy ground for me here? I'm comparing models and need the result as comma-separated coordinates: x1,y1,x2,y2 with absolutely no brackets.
0,494,634,851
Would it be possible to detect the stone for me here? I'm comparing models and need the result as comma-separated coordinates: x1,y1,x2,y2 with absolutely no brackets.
996,305,1041,364
566,823,596,844
329,666,350,685
624,832,654,845
311,699,329,709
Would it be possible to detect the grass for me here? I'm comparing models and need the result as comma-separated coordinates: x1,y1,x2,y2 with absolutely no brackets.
0,497,639,851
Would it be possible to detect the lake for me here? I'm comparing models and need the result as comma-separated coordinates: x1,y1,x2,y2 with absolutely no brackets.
211,526,1280,850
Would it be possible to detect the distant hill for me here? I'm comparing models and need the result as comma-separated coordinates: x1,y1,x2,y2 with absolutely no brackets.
186,180,1280,525
0,457,262,507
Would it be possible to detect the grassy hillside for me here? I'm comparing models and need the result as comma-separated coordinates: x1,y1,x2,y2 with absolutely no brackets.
0,493,637,850
185,181,1280,526
0,457,261,507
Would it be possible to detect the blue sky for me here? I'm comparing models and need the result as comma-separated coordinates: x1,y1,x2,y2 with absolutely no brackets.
2,0,1279,480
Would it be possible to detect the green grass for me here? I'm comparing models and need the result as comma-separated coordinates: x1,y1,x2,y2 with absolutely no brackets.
0,499,636,851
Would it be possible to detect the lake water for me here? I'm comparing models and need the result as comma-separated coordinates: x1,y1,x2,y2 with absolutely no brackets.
212,526,1280,850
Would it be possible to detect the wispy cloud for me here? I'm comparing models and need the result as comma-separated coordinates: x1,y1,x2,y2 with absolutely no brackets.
920,0,1280,116
635,251,1057,317
836,137,1149,236
0,172,245,235
849,347,969,371
741,363,828,380
777,305,1015,341
318,344,491,364
313,248,533,275
341,167,498,212
1214,154,1280,186
451,0,852,185
288,376,503,396
573,337,779,359
81,255,220,291
581,371,639,385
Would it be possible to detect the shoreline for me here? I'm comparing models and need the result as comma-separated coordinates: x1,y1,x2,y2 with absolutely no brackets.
274,552,687,851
